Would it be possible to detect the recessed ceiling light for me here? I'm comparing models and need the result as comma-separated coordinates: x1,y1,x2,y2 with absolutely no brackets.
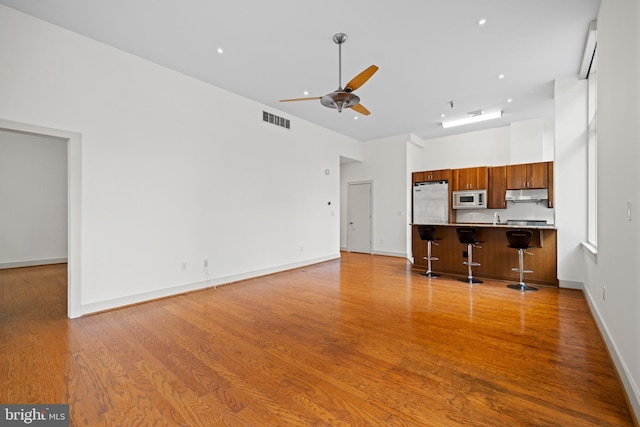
303,91,309,96
478,18,487,26
441,114,446,118
498,74,505,79
507,98,513,103
217,47,224,54
354,116,358,120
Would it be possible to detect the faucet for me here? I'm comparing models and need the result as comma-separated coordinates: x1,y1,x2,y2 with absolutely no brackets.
493,212,501,225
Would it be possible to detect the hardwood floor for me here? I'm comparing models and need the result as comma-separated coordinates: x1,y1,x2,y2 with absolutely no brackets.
1,254,635,426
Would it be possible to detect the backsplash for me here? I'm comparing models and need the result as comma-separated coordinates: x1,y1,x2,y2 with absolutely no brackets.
455,202,555,225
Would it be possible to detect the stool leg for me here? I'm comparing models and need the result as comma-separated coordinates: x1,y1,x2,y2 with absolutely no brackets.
467,243,473,279
459,243,482,284
507,248,538,292
421,241,440,278
426,241,440,278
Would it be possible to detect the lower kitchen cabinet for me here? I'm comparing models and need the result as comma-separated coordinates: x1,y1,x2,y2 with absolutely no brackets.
412,225,557,286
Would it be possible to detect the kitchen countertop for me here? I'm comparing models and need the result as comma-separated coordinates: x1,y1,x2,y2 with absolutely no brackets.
411,223,557,230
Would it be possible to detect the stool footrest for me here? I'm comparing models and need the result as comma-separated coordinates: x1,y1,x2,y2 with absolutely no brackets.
464,261,481,267
511,267,533,273
423,256,439,261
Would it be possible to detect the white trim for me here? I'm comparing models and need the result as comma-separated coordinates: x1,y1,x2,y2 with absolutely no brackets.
581,241,598,264
558,279,584,290
79,253,340,315
0,258,68,269
373,250,407,258
583,287,640,421
0,118,82,319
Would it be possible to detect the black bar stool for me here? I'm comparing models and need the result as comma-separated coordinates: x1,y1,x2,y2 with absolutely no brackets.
506,229,538,291
417,225,439,278
456,227,482,284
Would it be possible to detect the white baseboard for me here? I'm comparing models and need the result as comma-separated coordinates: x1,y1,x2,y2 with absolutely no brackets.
0,258,67,269
373,250,407,258
559,279,584,290
584,288,640,422
339,247,407,258
78,253,341,316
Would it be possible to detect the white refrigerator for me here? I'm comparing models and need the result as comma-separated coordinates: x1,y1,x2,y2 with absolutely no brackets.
412,181,449,224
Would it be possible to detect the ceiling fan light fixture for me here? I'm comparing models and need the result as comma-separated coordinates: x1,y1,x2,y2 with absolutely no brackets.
441,110,503,129
321,92,360,112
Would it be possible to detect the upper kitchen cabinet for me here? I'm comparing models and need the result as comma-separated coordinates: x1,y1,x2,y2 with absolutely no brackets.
452,166,488,191
412,169,451,184
506,162,549,189
488,166,507,209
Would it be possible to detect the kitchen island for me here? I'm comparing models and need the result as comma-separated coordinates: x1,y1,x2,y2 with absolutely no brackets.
412,223,558,286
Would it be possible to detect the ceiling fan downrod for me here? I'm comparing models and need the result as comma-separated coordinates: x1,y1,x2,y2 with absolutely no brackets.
323,33,359,113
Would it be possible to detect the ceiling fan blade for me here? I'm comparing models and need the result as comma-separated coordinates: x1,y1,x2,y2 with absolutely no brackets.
279,97,322,102
344,65,379,92
350,103,371,116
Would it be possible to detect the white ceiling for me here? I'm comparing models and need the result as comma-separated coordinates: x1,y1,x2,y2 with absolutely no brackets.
0,0,600,142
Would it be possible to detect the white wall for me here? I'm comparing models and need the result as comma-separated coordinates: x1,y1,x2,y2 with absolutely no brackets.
510,118,555,164
0,5,363,316
418,126,511,169
584,0,640,419
0,130,68,267
554,76,588,288
340,134,410,257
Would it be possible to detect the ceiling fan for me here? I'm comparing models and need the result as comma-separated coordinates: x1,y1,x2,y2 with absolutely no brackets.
279,33,378,116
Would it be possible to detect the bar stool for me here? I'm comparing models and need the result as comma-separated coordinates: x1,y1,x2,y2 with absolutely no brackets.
456,227,482,284
506,229,538,292
417,225,439,278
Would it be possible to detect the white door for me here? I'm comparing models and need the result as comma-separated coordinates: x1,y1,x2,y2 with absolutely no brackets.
348,182,372,254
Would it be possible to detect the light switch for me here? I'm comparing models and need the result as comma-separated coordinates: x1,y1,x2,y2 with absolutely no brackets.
627,201,632,221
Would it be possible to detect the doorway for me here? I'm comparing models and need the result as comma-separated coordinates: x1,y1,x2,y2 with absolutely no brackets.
347,181,372,254
0,118,81,318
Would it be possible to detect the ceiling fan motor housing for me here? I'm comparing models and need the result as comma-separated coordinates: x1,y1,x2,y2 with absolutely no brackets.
321,92,360,112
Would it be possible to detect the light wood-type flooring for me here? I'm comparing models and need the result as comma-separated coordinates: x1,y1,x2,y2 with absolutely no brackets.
1,253,636,426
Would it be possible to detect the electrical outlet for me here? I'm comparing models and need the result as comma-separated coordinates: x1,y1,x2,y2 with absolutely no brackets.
181,262,187,271
203,259,209,268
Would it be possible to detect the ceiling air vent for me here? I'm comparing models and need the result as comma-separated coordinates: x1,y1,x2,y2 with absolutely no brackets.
263,111,290,130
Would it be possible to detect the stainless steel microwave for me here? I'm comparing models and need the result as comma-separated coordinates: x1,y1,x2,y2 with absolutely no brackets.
453,189,487,209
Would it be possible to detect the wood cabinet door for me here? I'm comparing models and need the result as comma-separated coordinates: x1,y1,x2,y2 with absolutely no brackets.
488,166,507,209
454,167,488,190
507,162,548,189
415,169,450,183
412,171,426,185
506,164,527,189
453,168,469,191
547,162,554,207
428,169,450,182
473,167,488,190
528,162,548,189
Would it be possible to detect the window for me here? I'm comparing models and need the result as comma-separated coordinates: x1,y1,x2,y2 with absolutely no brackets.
587,47,597,248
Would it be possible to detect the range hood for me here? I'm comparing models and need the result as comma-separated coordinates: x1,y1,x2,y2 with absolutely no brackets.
505,189,549,204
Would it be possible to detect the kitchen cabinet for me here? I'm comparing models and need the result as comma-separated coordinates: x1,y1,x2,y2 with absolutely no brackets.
506,162,549,189
488,166,507,209
412,169,450,184
547,162,554,208
452,166,488,191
